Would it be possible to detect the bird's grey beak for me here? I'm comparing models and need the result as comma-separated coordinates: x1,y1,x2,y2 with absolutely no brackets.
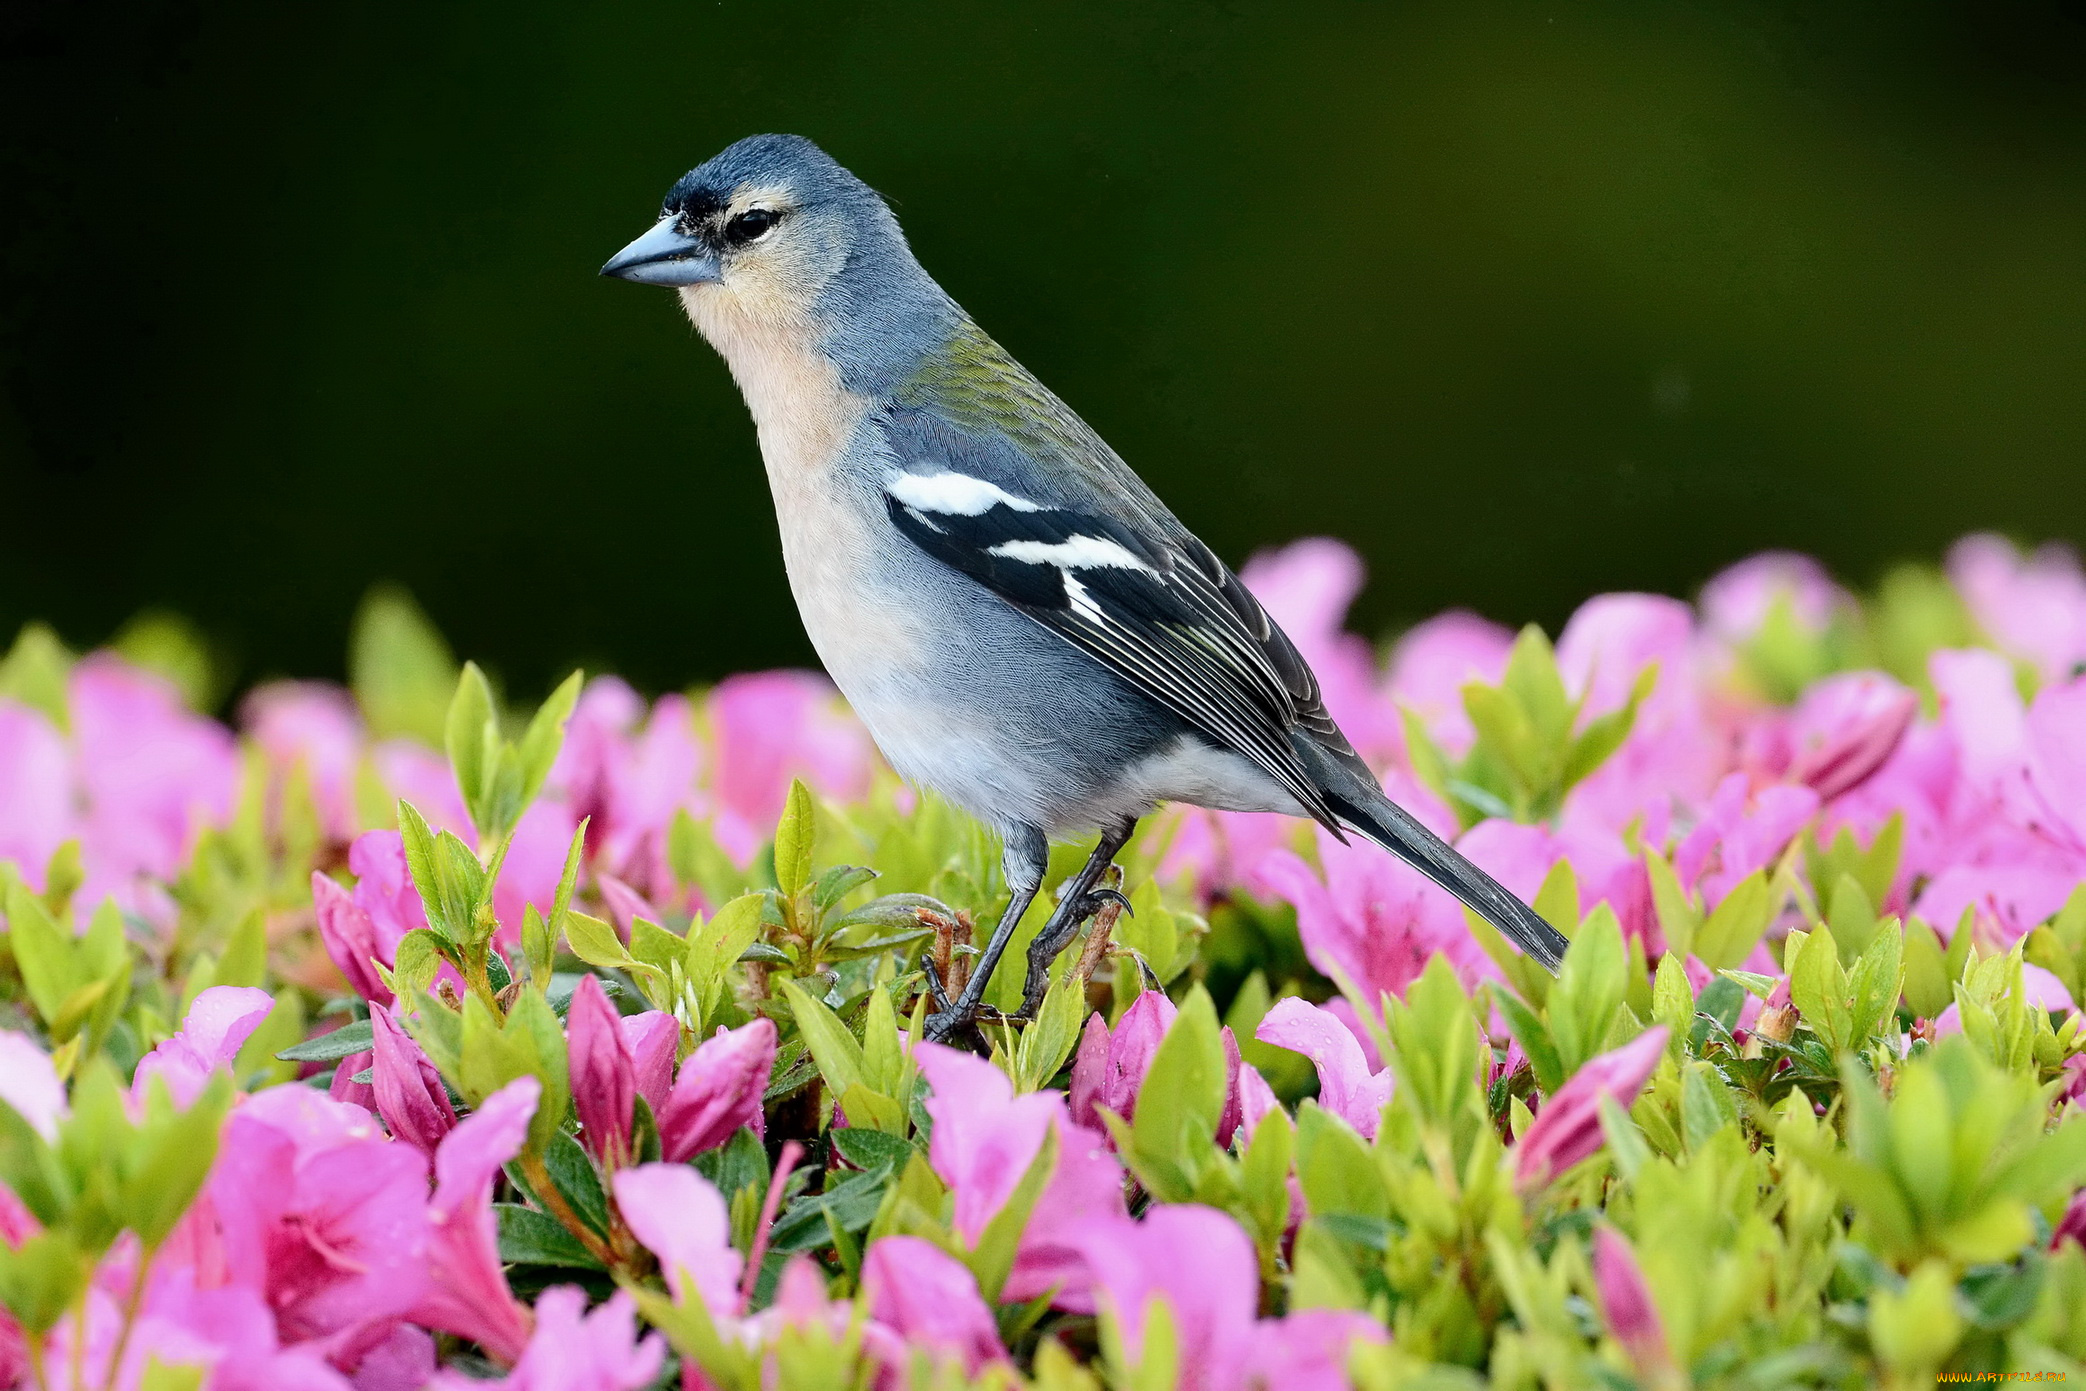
600,216,722,286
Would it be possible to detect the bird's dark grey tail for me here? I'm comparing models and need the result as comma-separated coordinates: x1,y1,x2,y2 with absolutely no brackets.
1294,739,1569,972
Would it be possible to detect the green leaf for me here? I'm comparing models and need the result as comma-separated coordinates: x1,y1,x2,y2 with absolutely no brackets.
831,1129,915,1173
837,1082,905,1134
1492,990,1562,1095
396,801,463,944
350,586,458,745
275,1018,374,1063
533,1132,611,1236
1240,1105,1295,1251
779,978,868,1112
1902,917,1955,1020
445,661,500,836
1014,966,1086,1092
496,1203,605,1269
1563,663,1656,792
1596,1093,1650,1182
0,623,74,729
768,1166,891,1253
1127,985,1226,1184
4,878,81,1028
1644,851,1701,963
1788,927,1853,1055
214,908,267,991
1386,955,1482,1128
1693,870,1774,971
1531,859,1581,938
1679,1061,1737,1152
390,928,449,1003
138,1358,206,1391
563,911,636,975
515,670,583,810
1825,872,1881,964
0,1228,92,1336
121,1074,233,1247
774,779,816,899
1549,910,1623,1078
0,1098,69,1228
1293,1103,1387,1221
1847,921,1906,1046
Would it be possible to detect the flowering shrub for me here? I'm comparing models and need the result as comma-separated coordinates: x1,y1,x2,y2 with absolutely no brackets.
2,533,2085,1390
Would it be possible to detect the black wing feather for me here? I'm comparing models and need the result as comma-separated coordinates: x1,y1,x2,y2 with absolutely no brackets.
884,487,1349,826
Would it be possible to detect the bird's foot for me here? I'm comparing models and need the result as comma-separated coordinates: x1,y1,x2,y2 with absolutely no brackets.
1017,882,1134,1017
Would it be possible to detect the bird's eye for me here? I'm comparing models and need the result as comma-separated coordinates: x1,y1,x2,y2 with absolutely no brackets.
725,208,779,245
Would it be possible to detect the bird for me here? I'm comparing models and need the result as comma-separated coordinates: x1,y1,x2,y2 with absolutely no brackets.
602,134,1568,1041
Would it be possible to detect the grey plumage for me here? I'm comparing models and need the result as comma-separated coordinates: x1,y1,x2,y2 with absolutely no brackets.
603,134,1568,1038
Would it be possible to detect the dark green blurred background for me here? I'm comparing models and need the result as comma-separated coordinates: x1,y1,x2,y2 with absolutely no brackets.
5,0,2085,702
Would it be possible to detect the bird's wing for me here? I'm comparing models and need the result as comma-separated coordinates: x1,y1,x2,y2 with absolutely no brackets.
876,406,1357,829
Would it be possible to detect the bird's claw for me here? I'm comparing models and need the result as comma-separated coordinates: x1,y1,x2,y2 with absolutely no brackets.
1080,887,1133,918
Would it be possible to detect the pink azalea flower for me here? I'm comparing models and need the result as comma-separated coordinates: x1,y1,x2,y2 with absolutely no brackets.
1948,534,2086,683
612,1163,742,1314
1254,997,1391,1139
243,681,366,843
1781,673,1919,802
315,829,443,1007
1592,1225,1671,1380
431,1287,663,1391
2026,677,2086,854
490,800,584,954
43,1266,357,1391
860,1235,1009,1376
0,698,75,894
1673,773,1820,907
656,1017,775,1162
329,1048,376,1113
70,654,238,920
1385,610,1515,758
1240,539,1398,761
1513,1027,1669,1189
548,676,647,840
371,740,472,841
131,985,275,1108
2053,1187,2086,1252
1250,801,1493,1006
1069,992,1176,1131
369,1004,458,1159
209,1084,433,1346
1556,594,1717,832
1699,551,1845,645
412,1076,540,1363
590,693,703,903
1068,995,1245,1148
0,1030,68,1140
707,671,874,864
913,1042,1125,1309
566,974,637,1165
1460,816,1653,946
621,1011,679,1118
1157,808,1296,897
312,872,395,1007
1070,1205,1256,1391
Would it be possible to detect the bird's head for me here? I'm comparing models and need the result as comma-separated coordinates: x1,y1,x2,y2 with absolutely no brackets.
601,134,900,328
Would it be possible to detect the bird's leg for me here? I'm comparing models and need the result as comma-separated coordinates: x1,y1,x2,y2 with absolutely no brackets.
1018,817,1138,1018
924,825,1047,1045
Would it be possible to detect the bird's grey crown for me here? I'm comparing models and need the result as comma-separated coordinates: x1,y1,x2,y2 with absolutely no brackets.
658,135,963,398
